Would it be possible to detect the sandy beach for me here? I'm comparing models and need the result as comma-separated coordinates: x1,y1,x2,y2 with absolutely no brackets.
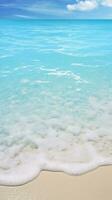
0,166,112,200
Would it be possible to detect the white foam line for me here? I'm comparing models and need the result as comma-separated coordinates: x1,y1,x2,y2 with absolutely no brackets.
0,156,112,186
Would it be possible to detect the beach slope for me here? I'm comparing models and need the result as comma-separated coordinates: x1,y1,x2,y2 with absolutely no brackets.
0,166,112,200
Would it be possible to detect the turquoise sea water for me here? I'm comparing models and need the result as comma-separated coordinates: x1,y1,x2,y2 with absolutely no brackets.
0,20,112,185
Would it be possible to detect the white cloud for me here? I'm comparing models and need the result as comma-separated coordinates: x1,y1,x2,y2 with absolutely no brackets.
102,0,112,7
20,3,69,17
0,3,16,8
67,1,98,11
15,15,35,19
67,0,112,12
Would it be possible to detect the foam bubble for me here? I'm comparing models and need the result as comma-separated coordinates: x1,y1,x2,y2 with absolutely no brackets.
0,97,112,185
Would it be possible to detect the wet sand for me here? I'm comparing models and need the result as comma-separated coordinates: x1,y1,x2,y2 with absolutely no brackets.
0,166,112,200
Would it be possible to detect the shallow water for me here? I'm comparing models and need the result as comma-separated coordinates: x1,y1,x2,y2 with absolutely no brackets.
0,20,112,185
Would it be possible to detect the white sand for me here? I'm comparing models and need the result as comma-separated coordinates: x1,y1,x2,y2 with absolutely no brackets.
0,166,112,200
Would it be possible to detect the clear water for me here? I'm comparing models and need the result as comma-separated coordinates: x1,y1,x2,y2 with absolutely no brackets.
0,20,112,185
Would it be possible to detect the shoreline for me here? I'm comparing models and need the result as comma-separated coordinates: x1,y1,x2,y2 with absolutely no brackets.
0,166,112,200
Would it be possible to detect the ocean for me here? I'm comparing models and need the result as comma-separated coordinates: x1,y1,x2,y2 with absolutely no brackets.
0,19,112,185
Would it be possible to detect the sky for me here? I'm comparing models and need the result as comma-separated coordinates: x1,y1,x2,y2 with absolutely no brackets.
0,0,112,19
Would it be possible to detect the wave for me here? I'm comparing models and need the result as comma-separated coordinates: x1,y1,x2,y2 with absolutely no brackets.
0,97,112,186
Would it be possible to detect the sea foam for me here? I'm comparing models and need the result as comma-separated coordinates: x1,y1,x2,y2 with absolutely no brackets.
0,96,112,185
